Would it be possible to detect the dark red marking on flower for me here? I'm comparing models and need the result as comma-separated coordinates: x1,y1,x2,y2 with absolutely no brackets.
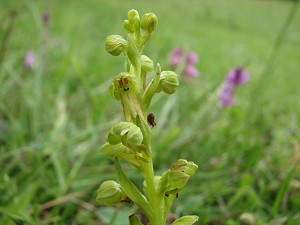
123,77,129,84
147,113,156,128
118,79,123,88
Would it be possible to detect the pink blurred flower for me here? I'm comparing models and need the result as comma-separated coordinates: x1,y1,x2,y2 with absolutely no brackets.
24,51,35,69
168,48,182,66
219,84,235,106
186,51,199,64
168,47,199,78
219,66,250,107
185,64,198,77
43,13,50,25
226,67,249,85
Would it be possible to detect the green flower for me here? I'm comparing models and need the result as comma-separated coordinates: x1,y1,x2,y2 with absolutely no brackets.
109,73,138,100
107,121,143,146
141,13,158,34
105,35,127,56
158,71,179,94
96,180,126,206
141,55,154,72
170,159,198,176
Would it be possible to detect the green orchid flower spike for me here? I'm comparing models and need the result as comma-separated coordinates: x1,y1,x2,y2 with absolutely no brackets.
97,9,198,225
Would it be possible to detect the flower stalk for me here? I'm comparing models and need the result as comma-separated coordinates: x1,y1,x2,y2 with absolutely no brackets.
97,9,198,225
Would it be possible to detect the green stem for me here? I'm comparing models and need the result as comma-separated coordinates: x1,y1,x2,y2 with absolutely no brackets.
136,116,166,224
141,153,165,225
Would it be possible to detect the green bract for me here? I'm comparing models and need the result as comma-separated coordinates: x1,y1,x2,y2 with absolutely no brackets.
100,142,144,167
128,9,139,25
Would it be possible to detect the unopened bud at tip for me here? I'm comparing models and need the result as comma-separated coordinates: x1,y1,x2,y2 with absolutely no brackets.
141,13,158,33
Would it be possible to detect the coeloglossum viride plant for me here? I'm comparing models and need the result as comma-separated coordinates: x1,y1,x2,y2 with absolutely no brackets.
96,9,198,225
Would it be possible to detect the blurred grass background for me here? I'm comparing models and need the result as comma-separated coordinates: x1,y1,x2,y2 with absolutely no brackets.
0,0,300,224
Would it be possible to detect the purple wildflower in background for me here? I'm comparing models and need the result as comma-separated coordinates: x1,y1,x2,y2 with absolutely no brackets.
168,47,199,78
219,84,235,106
43,13,50,26
24,51,36,69
226,67,249,85
219,67,250,107
186,51,199,64
185,64,198,77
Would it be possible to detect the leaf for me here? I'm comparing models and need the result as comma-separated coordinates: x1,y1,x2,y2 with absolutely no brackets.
272,166,295,213
171,215,199,225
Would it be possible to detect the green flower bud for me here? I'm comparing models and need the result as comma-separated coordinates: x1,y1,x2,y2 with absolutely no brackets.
158,170,189,195
96,180,126,206
158,71,179,94
125,124,143,146
170,159,198,176
108,122,143,146
105,35,127,56
128,9,139,24
141,13,158,33
123,19,133,33
110,122,132,140
141,55,154,72
133,15,141,35
106,132,121,145
170,215,199,225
